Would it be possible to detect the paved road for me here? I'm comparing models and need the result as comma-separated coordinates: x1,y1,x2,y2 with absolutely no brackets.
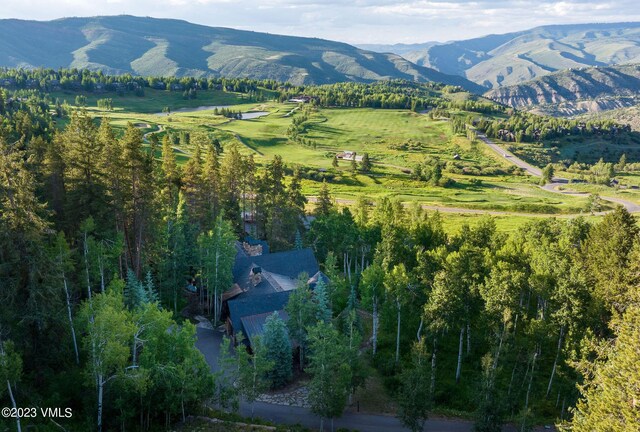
195,326,224,373
196,326,477,431
195,326,555,431
476,132,640,214
240,401,476,432
477,133,542,177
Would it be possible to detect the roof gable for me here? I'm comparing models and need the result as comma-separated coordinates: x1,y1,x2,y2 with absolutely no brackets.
240,310,289,347
227,290,292,334
232,247,320,294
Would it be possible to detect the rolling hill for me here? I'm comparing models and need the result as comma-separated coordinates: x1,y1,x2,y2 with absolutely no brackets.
0,15,482,90
484,64,640,116
365,22,640,88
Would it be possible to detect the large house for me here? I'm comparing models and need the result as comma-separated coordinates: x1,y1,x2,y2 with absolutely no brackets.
222,241,327,347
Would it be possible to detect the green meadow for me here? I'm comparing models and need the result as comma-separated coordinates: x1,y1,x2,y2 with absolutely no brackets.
59,92,625,229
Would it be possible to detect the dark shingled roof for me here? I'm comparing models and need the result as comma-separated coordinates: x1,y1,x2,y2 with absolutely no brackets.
240,310,289,347
308,271,330,290
227,291,292,337
232,248,319,296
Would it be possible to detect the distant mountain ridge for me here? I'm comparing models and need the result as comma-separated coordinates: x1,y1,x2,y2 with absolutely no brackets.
0,15,483,91
484,64,640,116
364,22,640,88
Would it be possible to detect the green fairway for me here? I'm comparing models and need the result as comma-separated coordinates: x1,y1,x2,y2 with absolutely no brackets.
73,98,621,224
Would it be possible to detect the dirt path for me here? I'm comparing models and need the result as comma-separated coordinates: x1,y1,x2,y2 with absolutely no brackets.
141,124,164,142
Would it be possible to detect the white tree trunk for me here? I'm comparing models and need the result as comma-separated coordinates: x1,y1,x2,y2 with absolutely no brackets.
98,250,105,292
430,338,437,396
546,326,564,398
6,380,21,432
455,327,464,383
491,322,506,380
97,376,104,432
395,299,401,363
521,350,538,432
214,248,220,323
372,297,378,356
84,231,92,301
63,274,80,365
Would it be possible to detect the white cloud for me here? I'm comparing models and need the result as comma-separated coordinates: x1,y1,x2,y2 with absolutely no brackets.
0,0,638,43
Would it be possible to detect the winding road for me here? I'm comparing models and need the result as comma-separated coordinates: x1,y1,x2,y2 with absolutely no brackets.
476,132,640,213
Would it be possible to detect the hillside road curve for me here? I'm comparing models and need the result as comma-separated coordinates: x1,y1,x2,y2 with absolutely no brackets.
476,131,640,213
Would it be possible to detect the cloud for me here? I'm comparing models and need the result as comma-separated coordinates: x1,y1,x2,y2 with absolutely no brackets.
0,0,638,43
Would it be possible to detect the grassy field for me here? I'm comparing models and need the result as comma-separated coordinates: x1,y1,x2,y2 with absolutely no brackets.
63,94,629,228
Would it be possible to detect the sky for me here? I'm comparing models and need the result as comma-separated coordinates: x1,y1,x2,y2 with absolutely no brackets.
1,0,639,44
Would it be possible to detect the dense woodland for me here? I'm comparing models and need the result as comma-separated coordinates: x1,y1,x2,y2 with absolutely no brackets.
0,71,639,432
473,111,632,144
0,67,499,113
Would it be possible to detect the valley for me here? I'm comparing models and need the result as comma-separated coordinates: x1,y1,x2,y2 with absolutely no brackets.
56,84,639,231
2,10,640,432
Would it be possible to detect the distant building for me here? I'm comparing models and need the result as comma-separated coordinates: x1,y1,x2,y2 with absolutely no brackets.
336,151,363,162
288,95,313,103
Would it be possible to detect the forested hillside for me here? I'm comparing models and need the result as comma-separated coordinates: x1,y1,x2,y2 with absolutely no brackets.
0,15,482,91
0,71,638,432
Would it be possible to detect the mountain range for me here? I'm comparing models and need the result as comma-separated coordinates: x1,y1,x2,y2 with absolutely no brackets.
0,15,482,90
363,22,640,88
484,64,640,116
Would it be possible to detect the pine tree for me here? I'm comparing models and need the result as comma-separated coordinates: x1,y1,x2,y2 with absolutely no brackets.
60,110,108,228
262,312,293,388
120,123,155,276
219,143,244,232
285,279,318,370
144,270,159,303
160,134,180,213
124,268,148,310
360,152,372,173
201,143,221,228
294,229,303,250
314,279,332,323
564,303,640,431
182,139,203,224
98,117,124,233
315,180,333,217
